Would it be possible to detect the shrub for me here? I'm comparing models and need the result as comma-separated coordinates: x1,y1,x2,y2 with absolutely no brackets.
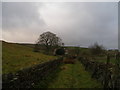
55,48,65,55
89,42,105,56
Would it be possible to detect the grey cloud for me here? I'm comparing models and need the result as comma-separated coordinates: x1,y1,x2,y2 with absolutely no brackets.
2,2,118,49
0,2,2,40
2,2,47,43
0,2,2,29
118,2,120,50
50,2,118,49
2,2,45,30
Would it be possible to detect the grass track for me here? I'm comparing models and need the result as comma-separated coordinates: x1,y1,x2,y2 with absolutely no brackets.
35,60,103,88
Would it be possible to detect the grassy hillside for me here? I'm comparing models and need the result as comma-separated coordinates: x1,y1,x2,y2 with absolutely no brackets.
18,43,35,48
2,41,57,74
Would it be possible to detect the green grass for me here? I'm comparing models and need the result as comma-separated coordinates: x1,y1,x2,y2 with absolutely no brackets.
35,60,102,88
94,56,116,64
2,41,57,74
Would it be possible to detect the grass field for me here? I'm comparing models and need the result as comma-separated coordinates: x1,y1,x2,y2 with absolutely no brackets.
35,60,102,88
93,56,116,64
79,48,116,64
2,41,57,74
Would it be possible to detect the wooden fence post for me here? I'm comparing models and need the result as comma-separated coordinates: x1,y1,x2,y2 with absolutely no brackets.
107,54,110,64
103,54,110,88
115,52,120,68
114,52,120,88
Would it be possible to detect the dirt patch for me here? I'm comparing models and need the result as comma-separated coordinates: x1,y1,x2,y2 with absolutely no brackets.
63,59,76,64
60,66,68,70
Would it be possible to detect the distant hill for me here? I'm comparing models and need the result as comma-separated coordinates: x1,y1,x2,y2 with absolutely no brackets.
1,40,35,48
18,43,35,48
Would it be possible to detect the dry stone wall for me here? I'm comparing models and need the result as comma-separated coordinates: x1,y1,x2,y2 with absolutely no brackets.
2,57,63,88
78,57,120,88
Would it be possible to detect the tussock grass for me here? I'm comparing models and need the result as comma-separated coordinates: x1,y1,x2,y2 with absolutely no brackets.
2,41,57,74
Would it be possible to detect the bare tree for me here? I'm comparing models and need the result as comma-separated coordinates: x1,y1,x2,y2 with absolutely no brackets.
34,31,63,52
89,42,105,55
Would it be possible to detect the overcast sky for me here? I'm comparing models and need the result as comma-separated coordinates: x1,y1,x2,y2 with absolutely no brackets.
2,2,118,49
